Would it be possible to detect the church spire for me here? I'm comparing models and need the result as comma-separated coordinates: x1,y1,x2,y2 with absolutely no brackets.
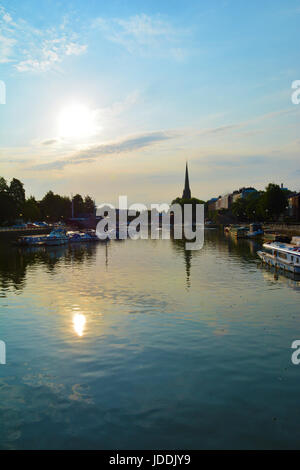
182,162,191,199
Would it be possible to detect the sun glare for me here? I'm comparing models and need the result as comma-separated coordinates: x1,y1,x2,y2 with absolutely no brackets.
58,103,98,139
73,313,86,337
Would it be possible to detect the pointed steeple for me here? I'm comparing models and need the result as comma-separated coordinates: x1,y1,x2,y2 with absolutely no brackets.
182,162,191,199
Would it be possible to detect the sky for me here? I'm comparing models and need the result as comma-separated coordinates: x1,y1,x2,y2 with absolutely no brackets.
0,0,300,206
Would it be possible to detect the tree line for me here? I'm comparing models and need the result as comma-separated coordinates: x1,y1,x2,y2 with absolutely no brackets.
219,183,292,222
0,176,96,225
172,184,294,223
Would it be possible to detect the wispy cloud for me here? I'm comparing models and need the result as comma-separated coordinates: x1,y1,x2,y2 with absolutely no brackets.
93,13,187,60
0,34,16,63
197,107,300,137
29,130,178,171
195,154,270,167
41,139,58,146
198,124,242,136
0,6,87,72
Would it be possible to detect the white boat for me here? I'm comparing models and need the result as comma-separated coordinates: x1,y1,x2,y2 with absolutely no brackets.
45,228,69,246
257,241,300,274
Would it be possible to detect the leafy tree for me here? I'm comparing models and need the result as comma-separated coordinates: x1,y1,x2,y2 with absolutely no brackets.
40,191,71,221
171,197,205,206
261,183,287,220
0,176,18,225
9,178,25,213
0,177,8,193
60,196,72,220
84,195,95,214
73,194,84,217
231,198,248,220
0,192,17,225
23,196,41,222
171,197,205,223
244,192,263,221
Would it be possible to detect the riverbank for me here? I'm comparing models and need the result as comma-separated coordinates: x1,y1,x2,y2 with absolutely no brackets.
0,227,51,240
262,224,300,236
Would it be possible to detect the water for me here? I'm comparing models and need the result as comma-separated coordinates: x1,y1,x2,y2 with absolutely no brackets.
0,230,300,449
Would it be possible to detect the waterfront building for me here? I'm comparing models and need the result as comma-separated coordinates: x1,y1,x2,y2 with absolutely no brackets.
207,198,218,212
215,194,232,210
288,193,300,221
232,187,257,203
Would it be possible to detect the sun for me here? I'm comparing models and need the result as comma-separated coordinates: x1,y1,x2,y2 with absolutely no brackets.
57,103,98,139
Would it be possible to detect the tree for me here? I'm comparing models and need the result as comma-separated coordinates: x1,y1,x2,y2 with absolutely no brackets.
244,192,263,221
231,198,247,220
171,197,205,223
171,197,205,206
9,178,25,213
261,183,287,220
40,191,71,221
23,196,41,222
0,177,21,225
84,195,95,214
0,192,16,225
73,194,84,217
0,177,8,193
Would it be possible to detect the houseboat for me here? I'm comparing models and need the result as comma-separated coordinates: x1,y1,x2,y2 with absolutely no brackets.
257,241,300,274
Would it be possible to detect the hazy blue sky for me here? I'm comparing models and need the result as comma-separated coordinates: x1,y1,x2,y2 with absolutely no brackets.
0,0,300,204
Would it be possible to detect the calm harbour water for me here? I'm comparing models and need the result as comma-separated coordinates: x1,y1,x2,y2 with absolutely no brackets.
0,229,300,449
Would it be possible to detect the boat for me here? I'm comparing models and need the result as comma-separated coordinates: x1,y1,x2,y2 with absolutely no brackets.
257,241,300,274
68,230,99,243
45,228,69,246
246,223,263,238
16,235,46,246
229,225,249,238
67,231,83,243
85,230,99,241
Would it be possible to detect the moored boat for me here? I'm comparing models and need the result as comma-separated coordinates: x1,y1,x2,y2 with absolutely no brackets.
45,228,68,246
246,223,263,238
229,225,248,238
16,235,46,246
257,241,300,274
68,230,99,242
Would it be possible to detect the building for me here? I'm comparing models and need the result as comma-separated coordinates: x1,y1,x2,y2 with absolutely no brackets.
207,198,218,212
182,162,191,199
215,194,232,210
288,193,300,221
232,187,257,203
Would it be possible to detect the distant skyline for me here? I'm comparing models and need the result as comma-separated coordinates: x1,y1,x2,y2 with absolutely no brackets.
1,0,300,205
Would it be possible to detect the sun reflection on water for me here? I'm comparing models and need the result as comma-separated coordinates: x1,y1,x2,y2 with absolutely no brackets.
73,313,86,337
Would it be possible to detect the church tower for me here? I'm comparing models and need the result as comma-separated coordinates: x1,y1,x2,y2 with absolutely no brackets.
182,162,191,199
